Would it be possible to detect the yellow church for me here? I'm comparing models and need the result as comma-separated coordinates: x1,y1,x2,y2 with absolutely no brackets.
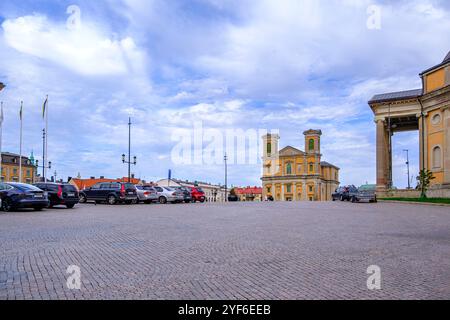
261,130,340,201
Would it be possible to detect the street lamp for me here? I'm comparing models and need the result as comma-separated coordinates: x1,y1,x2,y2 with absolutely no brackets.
35,159,52,182
224,153,228,202
122,117,137,183
403,149,411,189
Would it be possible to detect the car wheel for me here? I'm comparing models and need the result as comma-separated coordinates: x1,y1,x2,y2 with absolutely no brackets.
132,198,138,204
159,197,167,204
107,195,117,205
351,196,356,203
66,204,75,209
2,198,14,212
79,194,87,203
200,199,205,203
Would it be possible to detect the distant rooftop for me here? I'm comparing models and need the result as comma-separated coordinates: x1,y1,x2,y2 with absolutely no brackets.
369,89,423,104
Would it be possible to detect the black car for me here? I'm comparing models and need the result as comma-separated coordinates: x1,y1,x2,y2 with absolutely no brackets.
0,182,49,212
79,182,138,205
332,186,347,201
172,186,192,203
33,182,79,209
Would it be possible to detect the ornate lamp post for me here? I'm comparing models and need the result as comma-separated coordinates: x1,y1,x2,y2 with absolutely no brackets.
35,159,52,182
122,118,137,183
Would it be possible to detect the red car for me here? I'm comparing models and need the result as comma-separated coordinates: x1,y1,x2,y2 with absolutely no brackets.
190,187,206,203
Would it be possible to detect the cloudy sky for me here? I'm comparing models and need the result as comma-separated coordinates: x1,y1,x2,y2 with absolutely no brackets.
0,0,449,187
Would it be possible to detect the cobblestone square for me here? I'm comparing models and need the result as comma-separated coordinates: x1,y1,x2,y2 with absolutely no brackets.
0,202,449,300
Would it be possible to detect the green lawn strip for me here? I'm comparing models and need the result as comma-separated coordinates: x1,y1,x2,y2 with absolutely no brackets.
379,197,450,204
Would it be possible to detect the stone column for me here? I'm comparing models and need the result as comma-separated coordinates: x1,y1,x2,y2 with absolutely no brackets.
281,184,285,201
302,182,307,200
444,107,450,185
376,119,389,192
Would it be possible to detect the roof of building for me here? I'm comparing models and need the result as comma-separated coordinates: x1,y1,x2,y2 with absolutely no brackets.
1,152,30,159
444,51,450,63
320,161,340,170
279,146,304,156
70,177,141,190
235,187,262,195
369,89,423,104
420,50,450,75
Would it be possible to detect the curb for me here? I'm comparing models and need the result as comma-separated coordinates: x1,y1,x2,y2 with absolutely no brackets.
378,200,450,207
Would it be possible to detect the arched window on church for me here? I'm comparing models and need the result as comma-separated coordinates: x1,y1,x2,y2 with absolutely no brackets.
286,163,292,175
433,146,442,169
309,139,315,151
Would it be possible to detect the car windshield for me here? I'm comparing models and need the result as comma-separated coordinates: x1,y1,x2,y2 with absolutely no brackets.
164,187,173,191
136,186,143,190
8,183,42,192
155,187,163,192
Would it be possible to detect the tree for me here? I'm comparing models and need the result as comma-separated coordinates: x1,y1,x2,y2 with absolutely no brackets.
416,169,435,198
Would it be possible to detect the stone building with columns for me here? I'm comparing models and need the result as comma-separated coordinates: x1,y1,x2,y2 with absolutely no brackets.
261,130,340,201
369,51,450,197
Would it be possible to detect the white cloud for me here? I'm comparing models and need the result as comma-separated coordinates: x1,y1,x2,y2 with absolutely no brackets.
2,14,147,76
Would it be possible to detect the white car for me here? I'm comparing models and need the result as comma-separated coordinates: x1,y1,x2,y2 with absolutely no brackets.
154,186,184,204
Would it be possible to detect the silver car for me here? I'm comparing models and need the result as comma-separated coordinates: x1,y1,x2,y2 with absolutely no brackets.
135,185,158,204
154,186,184,204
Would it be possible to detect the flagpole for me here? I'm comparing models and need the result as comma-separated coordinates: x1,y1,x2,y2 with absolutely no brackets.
0,102,3,182
45,95,48,181
19,101,23,183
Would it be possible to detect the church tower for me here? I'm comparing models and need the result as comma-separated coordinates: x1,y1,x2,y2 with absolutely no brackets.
303,129,322,155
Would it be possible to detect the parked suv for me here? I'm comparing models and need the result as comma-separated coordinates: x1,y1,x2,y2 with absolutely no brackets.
34,182,79,209
332,186,346,201
190,187,206,203
0,183,49,212
79,182,138,205
135,185,158,204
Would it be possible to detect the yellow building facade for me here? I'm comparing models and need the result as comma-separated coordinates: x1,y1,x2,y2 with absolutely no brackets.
0,152,36,184
369,51,450,197
261,130,340,201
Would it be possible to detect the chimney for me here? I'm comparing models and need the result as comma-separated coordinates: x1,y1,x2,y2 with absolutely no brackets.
131,174,135,179
90,176,95,179
100,176,105,179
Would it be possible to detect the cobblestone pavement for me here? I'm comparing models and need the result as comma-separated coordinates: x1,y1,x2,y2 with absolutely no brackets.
0,201,449,300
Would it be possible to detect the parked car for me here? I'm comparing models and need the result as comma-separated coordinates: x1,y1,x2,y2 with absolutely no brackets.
190,187,206,203
332,186,347,201
0,182,49,212
154,186,183,204
135,185,158,204
228,194,239,202
33,182,79,209
79,182,138,205
172,186,193,203
349,185,377,203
